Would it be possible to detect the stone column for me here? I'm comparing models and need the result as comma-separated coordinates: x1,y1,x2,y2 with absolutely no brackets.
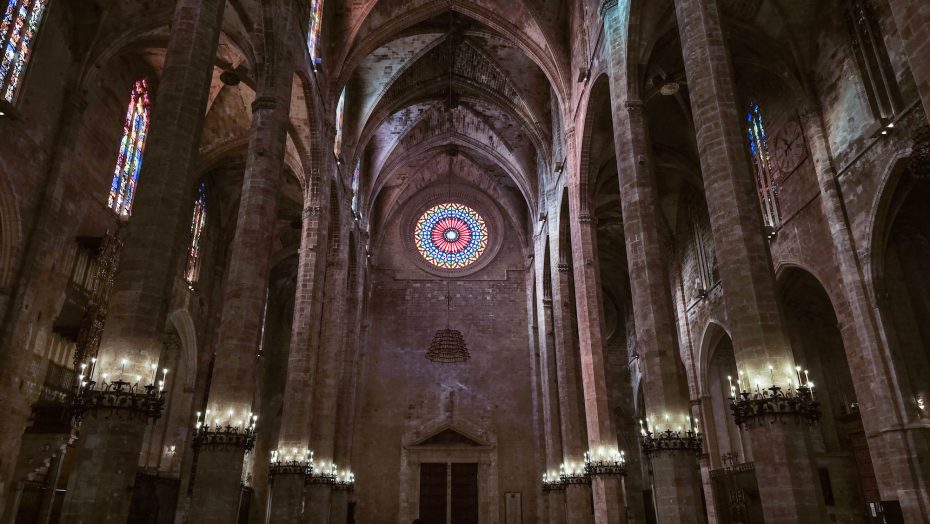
56,0,227,521
886,0,930,122
600,3,705,521
564,123,628,522
536,244,566,524
672,0,826,521
800,106,930,520
305,209,350,524
549,238,594,524
268,169,332,522
188,2,297,520
333,229,366,513
0,88,85,518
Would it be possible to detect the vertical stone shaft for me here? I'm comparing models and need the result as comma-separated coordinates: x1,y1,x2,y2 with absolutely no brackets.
269,174,331,522
886,0,930,122
97,0,226,376
331,232,367,524
601,2,704,519
565,123,627,522
58,0,226,521
334,232,366,465
536,253,564,470
801,108,930,519
535,247,567,524
306,211,350,524
609,31,705,524
0,90,85,516
189,2,297,521
672,0,825,521
549,241,593,524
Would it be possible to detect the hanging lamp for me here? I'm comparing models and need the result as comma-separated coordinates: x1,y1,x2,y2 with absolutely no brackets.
426,280,470,363
426,43,469,364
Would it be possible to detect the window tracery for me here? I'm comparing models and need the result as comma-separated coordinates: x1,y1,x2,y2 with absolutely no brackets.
306,0,323,67
746,100,780,230
414,203,488,270
0,0,48,103
108,79,151,217
185,182,207,284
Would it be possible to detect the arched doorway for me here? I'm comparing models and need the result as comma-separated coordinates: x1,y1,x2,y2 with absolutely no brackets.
702,325,764,523
875,172,930,415
778,267,870,520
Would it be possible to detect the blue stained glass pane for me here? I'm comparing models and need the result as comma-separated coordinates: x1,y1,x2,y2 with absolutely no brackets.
414,203,489,270
307,0,323,65
0,0,47,103
108,80,152,217
185,182,207,283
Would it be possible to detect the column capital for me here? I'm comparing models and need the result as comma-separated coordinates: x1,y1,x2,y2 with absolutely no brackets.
600,0,619,17
252,95,279,112
624,99,645,112
162,331,182,354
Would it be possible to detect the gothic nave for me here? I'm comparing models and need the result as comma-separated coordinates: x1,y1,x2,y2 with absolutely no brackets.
0,0,928,522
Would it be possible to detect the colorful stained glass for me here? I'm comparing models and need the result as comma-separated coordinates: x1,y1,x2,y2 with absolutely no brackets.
414,203,488,270
185,182,207,283
334,86,345,157
351,159,360,216
108,80,151,217
306,0,323,66
0,0,48,103
746,100,780,228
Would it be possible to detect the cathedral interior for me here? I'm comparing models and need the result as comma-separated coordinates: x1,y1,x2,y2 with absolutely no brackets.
0,0,929,523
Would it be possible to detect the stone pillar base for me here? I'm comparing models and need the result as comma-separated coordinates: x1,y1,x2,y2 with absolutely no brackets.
328,488,348,524
649,453,705,523
269,472,307,523
59,414,148,523
304,482,332,524
544,489,568,524
188,445,247,523
589,474,625,524
746,423,826,523
564,483,594,524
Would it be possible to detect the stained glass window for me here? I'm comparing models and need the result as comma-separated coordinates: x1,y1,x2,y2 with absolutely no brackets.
746,100,780,229
1,0,49,103
108,80,151,217
306,0,323,66
334,86,345,157
414,203,488,270
185,182,207,284
351,159,360,216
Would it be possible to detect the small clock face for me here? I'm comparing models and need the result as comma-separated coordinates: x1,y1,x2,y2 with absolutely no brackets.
773,120,807,175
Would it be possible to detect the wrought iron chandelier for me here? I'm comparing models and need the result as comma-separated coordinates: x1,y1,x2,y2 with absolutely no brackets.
426,281,470,363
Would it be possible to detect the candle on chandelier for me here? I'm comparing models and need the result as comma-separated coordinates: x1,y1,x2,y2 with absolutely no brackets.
150,363,158,384
89,357,97,381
